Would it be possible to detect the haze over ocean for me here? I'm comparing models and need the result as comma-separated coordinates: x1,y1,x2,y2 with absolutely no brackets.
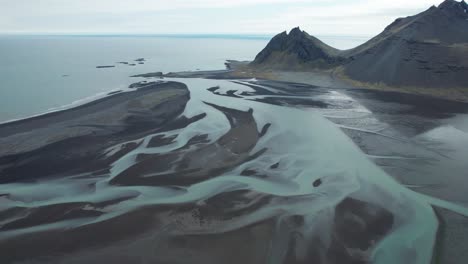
0,34,368,123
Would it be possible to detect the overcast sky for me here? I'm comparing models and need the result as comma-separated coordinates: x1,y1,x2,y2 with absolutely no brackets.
0,0,443,36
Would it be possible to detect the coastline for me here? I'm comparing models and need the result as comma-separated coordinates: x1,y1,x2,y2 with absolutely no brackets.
0,81,190,181
220,61,468,103
0,88,132,128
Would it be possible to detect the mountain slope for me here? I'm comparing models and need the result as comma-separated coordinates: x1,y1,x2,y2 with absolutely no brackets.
251,0,468,90
343,0,468,88
251,27,346,69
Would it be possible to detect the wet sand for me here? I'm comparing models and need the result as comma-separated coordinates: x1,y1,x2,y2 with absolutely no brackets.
1,74,468,263
0,81,190,183
237,78,468,264
110,103,266,187
166,69,468,263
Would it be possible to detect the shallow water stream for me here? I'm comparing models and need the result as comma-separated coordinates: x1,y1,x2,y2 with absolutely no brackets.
2,78,468,263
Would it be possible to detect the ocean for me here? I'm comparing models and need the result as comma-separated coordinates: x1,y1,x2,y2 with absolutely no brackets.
0,34,369,123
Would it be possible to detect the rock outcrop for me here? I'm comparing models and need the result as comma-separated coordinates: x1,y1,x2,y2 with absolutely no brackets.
343,0,468,88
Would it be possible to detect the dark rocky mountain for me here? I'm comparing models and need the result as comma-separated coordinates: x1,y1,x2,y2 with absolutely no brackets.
343,0,468,88
251,27,346,69
251,0,468,89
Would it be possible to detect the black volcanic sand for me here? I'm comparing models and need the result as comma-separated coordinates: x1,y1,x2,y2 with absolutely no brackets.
0,190,394,264
335,88,468,263
0,78,401,263
433,207,468,264
234,78,468,200
173,74,468,263
167,74,467,203
110,103,267,186
251,97,328,108
206,83,327,107
204,80,330,108
0,81,191,184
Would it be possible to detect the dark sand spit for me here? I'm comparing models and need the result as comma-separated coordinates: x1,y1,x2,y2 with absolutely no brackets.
0,81,190,183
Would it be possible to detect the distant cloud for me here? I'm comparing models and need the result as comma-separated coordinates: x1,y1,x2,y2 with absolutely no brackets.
0,0,444,35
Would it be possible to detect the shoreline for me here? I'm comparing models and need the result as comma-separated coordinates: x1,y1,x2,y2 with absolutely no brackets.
162,66,468,103
0,81,190,174
0,81,168,135
212,60,468,103
0,88,129,126
11,59,463,130
0,90,125,128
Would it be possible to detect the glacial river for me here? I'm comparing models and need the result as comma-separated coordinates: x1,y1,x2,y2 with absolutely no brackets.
3,77,467,263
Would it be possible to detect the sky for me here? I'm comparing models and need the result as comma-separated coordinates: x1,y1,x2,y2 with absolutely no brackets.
0,0,444,36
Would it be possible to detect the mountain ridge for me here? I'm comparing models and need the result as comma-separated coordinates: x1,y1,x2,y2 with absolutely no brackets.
251,0,468,89
251,27,346,69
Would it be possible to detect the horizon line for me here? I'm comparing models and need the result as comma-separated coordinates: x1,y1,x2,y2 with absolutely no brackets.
0,32,373,38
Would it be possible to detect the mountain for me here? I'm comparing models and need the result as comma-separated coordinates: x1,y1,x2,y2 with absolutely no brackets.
343,0,468,89
251,0,468,89
251,27,346,69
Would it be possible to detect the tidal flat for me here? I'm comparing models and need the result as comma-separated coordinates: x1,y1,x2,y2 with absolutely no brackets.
0,75,468,264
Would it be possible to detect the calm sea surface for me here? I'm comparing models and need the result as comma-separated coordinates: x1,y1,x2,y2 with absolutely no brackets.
0,35,369,122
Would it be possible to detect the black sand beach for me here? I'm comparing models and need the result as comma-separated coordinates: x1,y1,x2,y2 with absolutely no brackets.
1,71,468,264
0,81,190,184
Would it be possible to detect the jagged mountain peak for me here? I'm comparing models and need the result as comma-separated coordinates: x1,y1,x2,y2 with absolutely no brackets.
439,0,465,8
275,27,307,40
343,0,468,89
438,0,468,15
350,0,468,55
289,27,304,36
251,0,468,89
251,27,343,68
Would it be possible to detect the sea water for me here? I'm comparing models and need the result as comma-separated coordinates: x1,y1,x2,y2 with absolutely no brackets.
0,34,369,122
